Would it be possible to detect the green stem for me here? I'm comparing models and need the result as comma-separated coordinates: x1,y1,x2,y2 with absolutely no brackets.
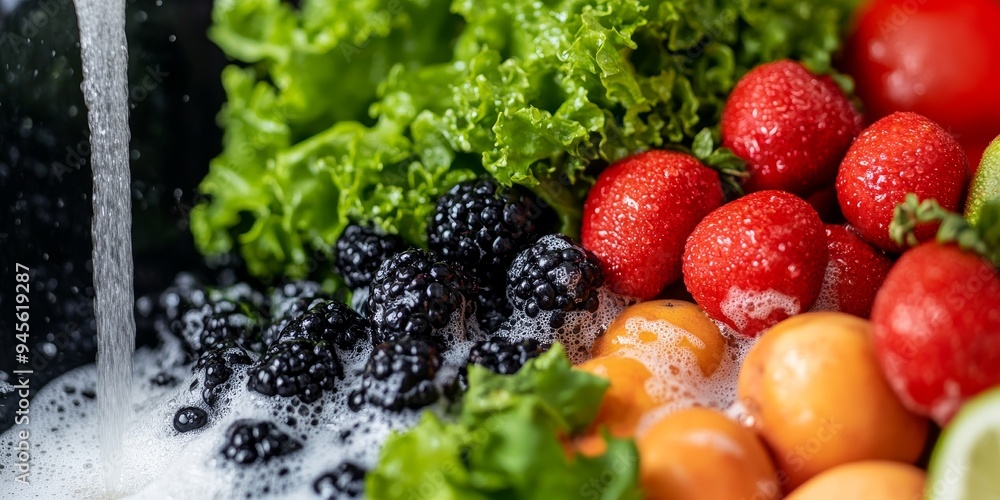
890,193,1000,266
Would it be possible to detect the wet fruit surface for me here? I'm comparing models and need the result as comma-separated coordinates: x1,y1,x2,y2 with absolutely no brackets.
582,150,724,299
638,407,780,500
871,244,1000,425
836,112,969,253
816,224,894,318
786,461,926,500
738,312,928,490
592,300,726,377
577,356,657,440
683,190,828,336
722,60,862,196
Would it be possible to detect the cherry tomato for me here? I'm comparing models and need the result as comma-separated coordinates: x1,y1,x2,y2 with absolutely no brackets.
844,0,1000,170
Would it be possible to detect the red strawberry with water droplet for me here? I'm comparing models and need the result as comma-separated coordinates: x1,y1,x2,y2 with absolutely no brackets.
871,243,1000,424
581,150,725,299
836,112,969,253
722,60,863,197
812,224,893,318
871,196,1000,424
682,190,828,337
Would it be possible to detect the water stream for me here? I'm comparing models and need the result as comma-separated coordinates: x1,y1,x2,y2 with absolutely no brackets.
73,0,135,494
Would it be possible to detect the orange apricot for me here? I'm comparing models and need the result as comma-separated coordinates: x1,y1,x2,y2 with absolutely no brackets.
592,300,727,377
638,407,780,500
737,312,929,490
577,356,657,439
785,461,926,500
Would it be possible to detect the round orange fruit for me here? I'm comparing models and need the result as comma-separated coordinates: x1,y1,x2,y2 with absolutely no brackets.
592,300,727,377
737,312,928,490
638,407,780,500
785,461,926,500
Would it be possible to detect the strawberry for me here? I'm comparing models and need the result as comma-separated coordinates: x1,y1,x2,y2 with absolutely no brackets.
836,112,969,253
581,150,724,299
805,185,844,224
811,224,893,318
682,190,828,337
872,196,1000,424
871,243,1000,424
721,60,863,196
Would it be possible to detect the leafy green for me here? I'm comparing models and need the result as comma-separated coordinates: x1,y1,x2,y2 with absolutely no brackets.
195,0,860,279
367,344,642,499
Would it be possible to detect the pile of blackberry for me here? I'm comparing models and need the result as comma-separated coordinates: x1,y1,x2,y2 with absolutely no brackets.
427,178,557,333
99,177,604,500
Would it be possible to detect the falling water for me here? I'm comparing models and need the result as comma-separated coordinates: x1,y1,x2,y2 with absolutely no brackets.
73,0,135,494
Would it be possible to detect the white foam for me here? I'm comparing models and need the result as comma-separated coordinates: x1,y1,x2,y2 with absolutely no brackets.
808,260,840,313
0,331,420,499
495,288,629,365
719,287,801,332
620,317,758,436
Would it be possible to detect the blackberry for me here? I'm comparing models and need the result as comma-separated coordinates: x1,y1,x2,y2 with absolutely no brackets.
314,462,366,499
275,300,369,352
507,234,604,322
173,406,208,433
467,338,548,375
150,372,177,387
335,225,406,289
211,282,268,313
180,299,264,356
367,250,477,344
220,420,302,465
351,337,441,412
247,339,343,403
428,178,553,284
155,273,209,337
475,283,512,335
196,342,253,405
263,281,330,346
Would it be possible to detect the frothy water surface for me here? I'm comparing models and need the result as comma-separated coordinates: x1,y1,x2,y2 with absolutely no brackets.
73,0,136,493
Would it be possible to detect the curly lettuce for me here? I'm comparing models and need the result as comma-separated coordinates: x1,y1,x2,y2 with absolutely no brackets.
194,0,859,279
367,344,642,499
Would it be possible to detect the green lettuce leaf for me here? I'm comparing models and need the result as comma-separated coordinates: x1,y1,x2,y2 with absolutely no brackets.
195,0,859,280
367,345,643,499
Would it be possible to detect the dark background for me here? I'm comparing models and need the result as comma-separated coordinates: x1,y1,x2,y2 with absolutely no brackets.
0,0,229,431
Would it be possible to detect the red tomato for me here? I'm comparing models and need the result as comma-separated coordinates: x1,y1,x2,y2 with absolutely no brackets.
844,0,1000,170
